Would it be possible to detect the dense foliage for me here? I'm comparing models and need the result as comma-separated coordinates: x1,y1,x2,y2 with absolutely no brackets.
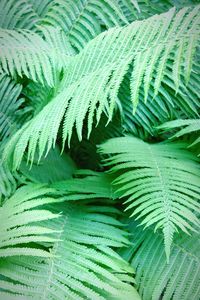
0,0,199,299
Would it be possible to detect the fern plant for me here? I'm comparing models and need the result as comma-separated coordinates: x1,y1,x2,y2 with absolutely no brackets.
0,0,199,299
120,219,200,300
99,136,200,259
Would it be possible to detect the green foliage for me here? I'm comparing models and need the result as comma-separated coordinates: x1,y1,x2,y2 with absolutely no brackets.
3,6,200,169
42,0,132,51
19,146,76,184
0,0,38,30
0,187,140,299
0,28,69,86
159,118,200,155
99,136,200,259
0,73,29,141
0,158,17,199
0,184,61,257
0,0,200,299
121,220,200,300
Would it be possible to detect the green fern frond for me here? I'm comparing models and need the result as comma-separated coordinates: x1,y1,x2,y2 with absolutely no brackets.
121,220,200,300
0,158,17,200
0,203,140,300
69,114,123,169
4,6,200,168
0,0,38,30
42,0,130,51
99,136,200,260
119,65,199,138
39,25,76,56
28,0,52,18
159,118,200,155
125,0,199,22
0,29,68,86
52,170,115,201
22,80,55,116
0,73,24,141
19,146,76,184
0,184,62,257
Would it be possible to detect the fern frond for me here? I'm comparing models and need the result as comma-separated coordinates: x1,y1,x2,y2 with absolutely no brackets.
121,220,200,300
28,0,52,18
99,136,200,260
69,114,123,169
22,80,55,116
0,158,17,200
42,0,129,51
39,25,76,56
159,118,200,155
52,170,115,201
0,203,140,300
0,184,61,257
19,146,76,184
0,73,29,141
119,65,199,138
0,29,68,86
0,0,38,30
4,6,200,168
124,0,199,23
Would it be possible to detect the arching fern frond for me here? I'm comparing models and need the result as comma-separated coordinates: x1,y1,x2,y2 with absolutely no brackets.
52,170,115,201
0,158,17,200
159,118,200,155
0,184,61,257
39,25,76,56
19,146,76,184
0,203,140,300
0,0,38,30
119,65,199,138
28,0,52,18
42,0,130,51
123,0,199,23
0,29,68,86
0,73,28,141
3,6,200,169
99,136,200,260
121,220,200,300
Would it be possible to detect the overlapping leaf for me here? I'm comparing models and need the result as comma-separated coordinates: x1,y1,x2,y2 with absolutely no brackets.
0,184,61,257
99,136,200,259
121,220,200,300
3,6,200,168
0,202,140,300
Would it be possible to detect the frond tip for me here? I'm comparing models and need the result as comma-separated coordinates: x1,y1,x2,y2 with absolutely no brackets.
99,136,200,260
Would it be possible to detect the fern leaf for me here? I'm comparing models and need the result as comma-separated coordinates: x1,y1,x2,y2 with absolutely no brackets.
0,184,61,257
0,203,140,299
99,136,200,260
3,6,200,168
0,73,29,141
159,118,200,155
121,220,200,300
19,146,76,184
28,0,52,18
42,0,130,51
0,29,68,86
118,68,199,138
52,170,116,201
0,159,17,200
0,0,38,30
